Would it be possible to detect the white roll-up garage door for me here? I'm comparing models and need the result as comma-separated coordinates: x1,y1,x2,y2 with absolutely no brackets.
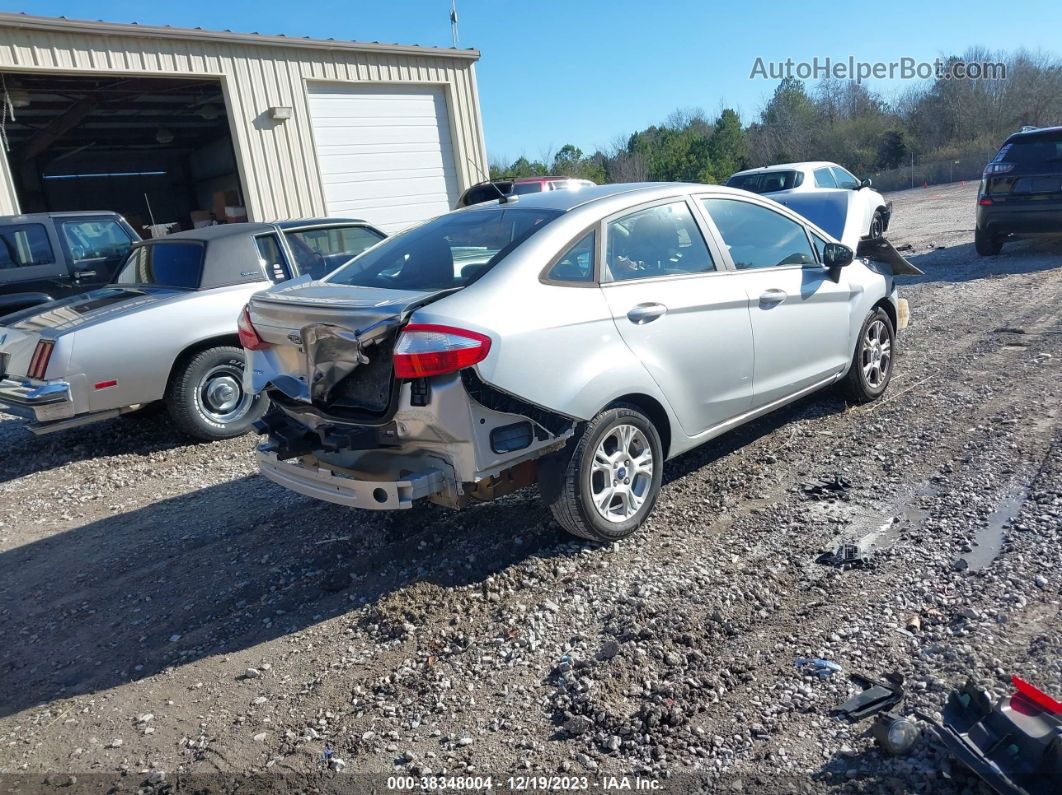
307,84,460,233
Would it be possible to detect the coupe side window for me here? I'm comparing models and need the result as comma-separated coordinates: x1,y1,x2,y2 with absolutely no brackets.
285,225,385,279
255,234,292,282
701,198,817,269
813,168,838,188
0,224,54,269
606,202,714,282
546,231,596,283
831,167,860,189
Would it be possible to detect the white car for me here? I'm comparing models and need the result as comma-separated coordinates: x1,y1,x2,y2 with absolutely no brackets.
727,162,890,248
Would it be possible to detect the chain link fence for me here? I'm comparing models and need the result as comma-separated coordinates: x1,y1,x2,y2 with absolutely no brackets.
869,148,998,192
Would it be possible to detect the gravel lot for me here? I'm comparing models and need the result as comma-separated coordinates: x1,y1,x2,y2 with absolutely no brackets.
1,181,1059,791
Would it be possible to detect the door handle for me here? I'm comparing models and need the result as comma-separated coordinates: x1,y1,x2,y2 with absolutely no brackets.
758,289,787,307
74,270,98,279
627,302,667,324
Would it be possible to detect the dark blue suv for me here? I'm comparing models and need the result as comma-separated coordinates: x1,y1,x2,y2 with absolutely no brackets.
976,127,1062,255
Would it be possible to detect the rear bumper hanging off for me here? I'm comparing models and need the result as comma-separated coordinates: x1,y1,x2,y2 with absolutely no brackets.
257,449,450,510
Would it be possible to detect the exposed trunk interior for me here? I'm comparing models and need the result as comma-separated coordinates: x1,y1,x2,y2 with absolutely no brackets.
2,72,245,236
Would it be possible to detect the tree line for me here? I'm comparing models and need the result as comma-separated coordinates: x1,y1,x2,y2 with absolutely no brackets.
489,48,1062,186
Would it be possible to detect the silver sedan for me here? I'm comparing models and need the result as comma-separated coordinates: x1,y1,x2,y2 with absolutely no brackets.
243,183,918,541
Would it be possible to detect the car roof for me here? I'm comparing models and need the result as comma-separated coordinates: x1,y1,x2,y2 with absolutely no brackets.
729,162,839,177
137,217,370,243
1004,125,1062,143
0,210,125,223
457,182,752,213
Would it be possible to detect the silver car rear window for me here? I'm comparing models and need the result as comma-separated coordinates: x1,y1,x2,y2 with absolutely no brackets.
326,208,561,290
114,242,204,289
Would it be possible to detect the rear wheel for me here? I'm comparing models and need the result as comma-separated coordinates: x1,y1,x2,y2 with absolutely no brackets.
841,308,895,403
546,404,663,542
975,226,1003,256
165,346,266,440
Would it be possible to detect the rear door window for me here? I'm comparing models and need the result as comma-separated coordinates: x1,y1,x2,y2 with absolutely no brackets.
0,224,54,269
284,225,385,279
701,198,816,269
114,243,204,288
813,168,838,188
726,170,800,194
605,201,715,281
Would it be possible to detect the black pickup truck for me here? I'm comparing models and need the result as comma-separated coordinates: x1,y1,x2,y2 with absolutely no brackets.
0,211,140,316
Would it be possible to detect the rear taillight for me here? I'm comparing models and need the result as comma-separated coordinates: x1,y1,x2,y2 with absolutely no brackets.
979,198,993,206
237,305,269,351
28,339,55,380
983,162,1014,175
1012,675,1062,715
393,324,491,379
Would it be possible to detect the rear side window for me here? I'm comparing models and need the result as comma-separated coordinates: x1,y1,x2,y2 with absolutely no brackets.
702,198,816,269
0,224,54,268
606,202,715,281
114,243,204,288
60,219,133,264
813,168,838,188
546,231,596,283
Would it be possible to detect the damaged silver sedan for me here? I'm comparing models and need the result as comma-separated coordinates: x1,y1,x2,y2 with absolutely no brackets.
241,183,917,541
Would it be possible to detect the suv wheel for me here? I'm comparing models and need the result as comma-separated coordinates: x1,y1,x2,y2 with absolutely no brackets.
975,226,1003,256
841,308,895,403
165,346,266,440
546,404,663,542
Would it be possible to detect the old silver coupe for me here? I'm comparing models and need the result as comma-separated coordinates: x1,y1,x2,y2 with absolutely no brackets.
0,219,384,439
243,183,918,540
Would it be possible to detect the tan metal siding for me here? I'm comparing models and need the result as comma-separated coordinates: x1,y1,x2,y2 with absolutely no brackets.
0,25,487,220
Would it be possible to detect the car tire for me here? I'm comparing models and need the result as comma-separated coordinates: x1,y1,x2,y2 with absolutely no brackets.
546,403,663,543
869,210,885,239
975,226,1003,256
841,308,895,403
165,345,266,441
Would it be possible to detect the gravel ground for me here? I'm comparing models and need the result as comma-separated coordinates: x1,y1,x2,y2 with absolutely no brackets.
1,181,1059,791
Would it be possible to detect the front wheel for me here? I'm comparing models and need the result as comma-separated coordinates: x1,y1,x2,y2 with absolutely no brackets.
545,404,663,542
869,210,885,240
165,345,266,440
841,308,895,403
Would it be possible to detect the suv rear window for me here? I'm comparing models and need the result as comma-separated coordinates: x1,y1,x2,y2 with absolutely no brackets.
0,223,54,268
328,208,561,290
726,170,802,194
993,133,1062,166
114,242,204,289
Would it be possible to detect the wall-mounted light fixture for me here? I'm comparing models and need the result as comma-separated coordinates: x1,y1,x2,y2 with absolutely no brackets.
269,106,293,121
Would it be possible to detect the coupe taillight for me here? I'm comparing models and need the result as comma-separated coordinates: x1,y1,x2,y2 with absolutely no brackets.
237,305,269,351
393,324,491,379
28,339,55,380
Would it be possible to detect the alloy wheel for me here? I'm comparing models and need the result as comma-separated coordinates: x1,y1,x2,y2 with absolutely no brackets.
589,424,654,522
861,319,892,388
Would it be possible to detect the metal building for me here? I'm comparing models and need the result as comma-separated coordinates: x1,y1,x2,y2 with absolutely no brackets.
0,12,488,233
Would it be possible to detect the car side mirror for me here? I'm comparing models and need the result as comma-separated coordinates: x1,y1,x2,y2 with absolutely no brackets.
859,178,873,189
822,242,854,269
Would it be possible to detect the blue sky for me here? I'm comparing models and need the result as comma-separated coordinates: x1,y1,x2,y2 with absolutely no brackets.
15,0,1062,163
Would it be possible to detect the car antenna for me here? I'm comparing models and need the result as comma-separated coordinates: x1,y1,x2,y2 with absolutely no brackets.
466,156,513,204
